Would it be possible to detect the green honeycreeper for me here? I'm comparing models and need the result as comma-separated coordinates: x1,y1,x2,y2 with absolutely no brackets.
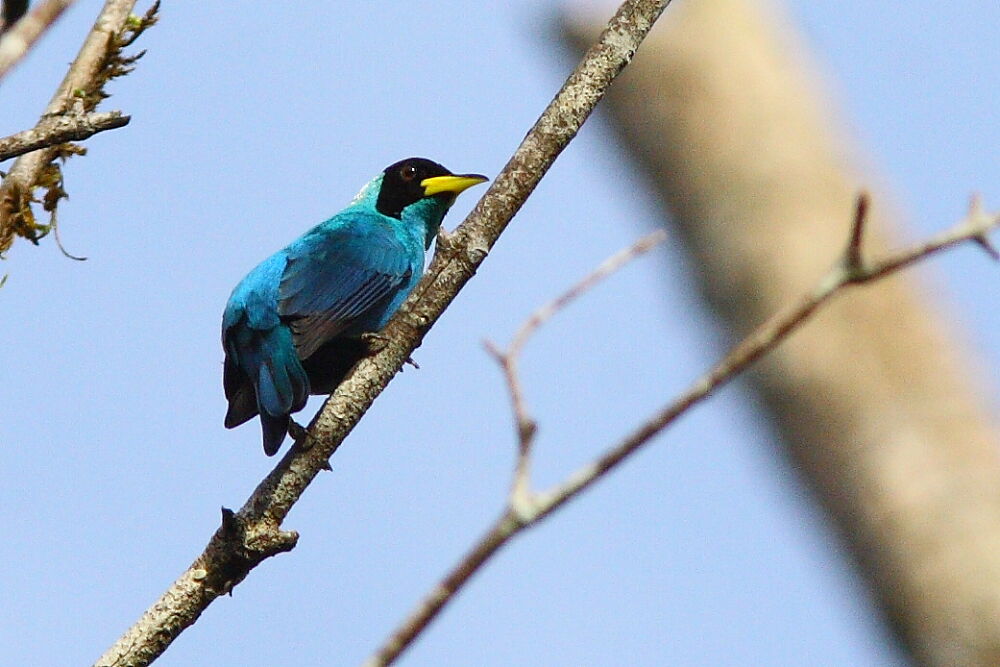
222,158,487,455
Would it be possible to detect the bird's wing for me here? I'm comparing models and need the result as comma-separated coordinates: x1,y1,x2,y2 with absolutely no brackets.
278,213,412,359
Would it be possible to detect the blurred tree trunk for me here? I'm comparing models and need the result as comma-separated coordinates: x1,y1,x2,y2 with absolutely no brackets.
562,0,1000,664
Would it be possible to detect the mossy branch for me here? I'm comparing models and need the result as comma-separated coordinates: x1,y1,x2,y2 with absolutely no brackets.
0,0,158,259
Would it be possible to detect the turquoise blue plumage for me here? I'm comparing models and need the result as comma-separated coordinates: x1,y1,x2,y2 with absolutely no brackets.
223,158,487,455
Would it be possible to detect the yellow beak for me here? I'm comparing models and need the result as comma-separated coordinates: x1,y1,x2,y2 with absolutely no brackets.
421,173,489,198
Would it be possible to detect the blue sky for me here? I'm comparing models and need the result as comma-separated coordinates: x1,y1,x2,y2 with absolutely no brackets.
1,1,996,665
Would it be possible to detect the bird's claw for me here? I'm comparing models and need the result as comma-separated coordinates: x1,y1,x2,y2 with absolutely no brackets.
360,332,389,354
360,333,417,369
288,419,311,449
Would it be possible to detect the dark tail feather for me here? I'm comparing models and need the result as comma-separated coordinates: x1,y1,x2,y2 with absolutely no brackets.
223,352,259,428
260,412,289,456
224,384,259,428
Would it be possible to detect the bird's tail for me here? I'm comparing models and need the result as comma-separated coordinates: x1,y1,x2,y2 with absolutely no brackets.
226,324,309,455
260,412,291,457
224,367,259,429
254,340,309,455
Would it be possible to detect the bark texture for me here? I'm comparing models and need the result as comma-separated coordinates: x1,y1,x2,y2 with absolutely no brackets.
563,1,1000,664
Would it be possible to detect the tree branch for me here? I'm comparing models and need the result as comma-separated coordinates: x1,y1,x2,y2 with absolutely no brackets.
539,195,999,513
0,0,156,256
94,1,673,665
0,110,129,161
364,194,999,666
0,0,75,78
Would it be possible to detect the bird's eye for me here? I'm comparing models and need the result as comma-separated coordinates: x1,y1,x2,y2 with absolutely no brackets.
399,165,418,181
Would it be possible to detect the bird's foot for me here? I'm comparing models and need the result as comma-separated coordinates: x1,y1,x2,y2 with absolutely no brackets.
360,332,418,369
360,332,389,355
288,419,311,449
288,422,329,468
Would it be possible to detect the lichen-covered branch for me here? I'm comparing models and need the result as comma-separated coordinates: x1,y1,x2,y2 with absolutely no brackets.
94,1,673,665
0,0,157,256
0,110,129,161
365,195,999,667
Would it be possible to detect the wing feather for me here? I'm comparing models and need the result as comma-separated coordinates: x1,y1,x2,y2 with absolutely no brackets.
278,213,412,359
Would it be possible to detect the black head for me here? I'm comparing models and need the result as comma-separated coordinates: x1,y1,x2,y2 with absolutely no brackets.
376,157,452,219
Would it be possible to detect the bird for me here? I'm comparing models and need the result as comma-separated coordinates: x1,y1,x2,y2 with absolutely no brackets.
222,157,487,455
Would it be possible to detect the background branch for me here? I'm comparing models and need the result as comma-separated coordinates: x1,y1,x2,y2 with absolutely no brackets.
365,196,999,667
369,229,667,667
94,1,673,665
562,1,1000,662
0,0,75,77
1,0,30,33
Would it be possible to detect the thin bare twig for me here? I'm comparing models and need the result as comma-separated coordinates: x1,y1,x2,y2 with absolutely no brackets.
364,194,999,667
843,190,869,271
511,229,669,357
486,229,667,514
95,2,673,666
539,195,999,513
858,194,999,279
0,110,129,162
482,339,536,508
0,0,76,78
